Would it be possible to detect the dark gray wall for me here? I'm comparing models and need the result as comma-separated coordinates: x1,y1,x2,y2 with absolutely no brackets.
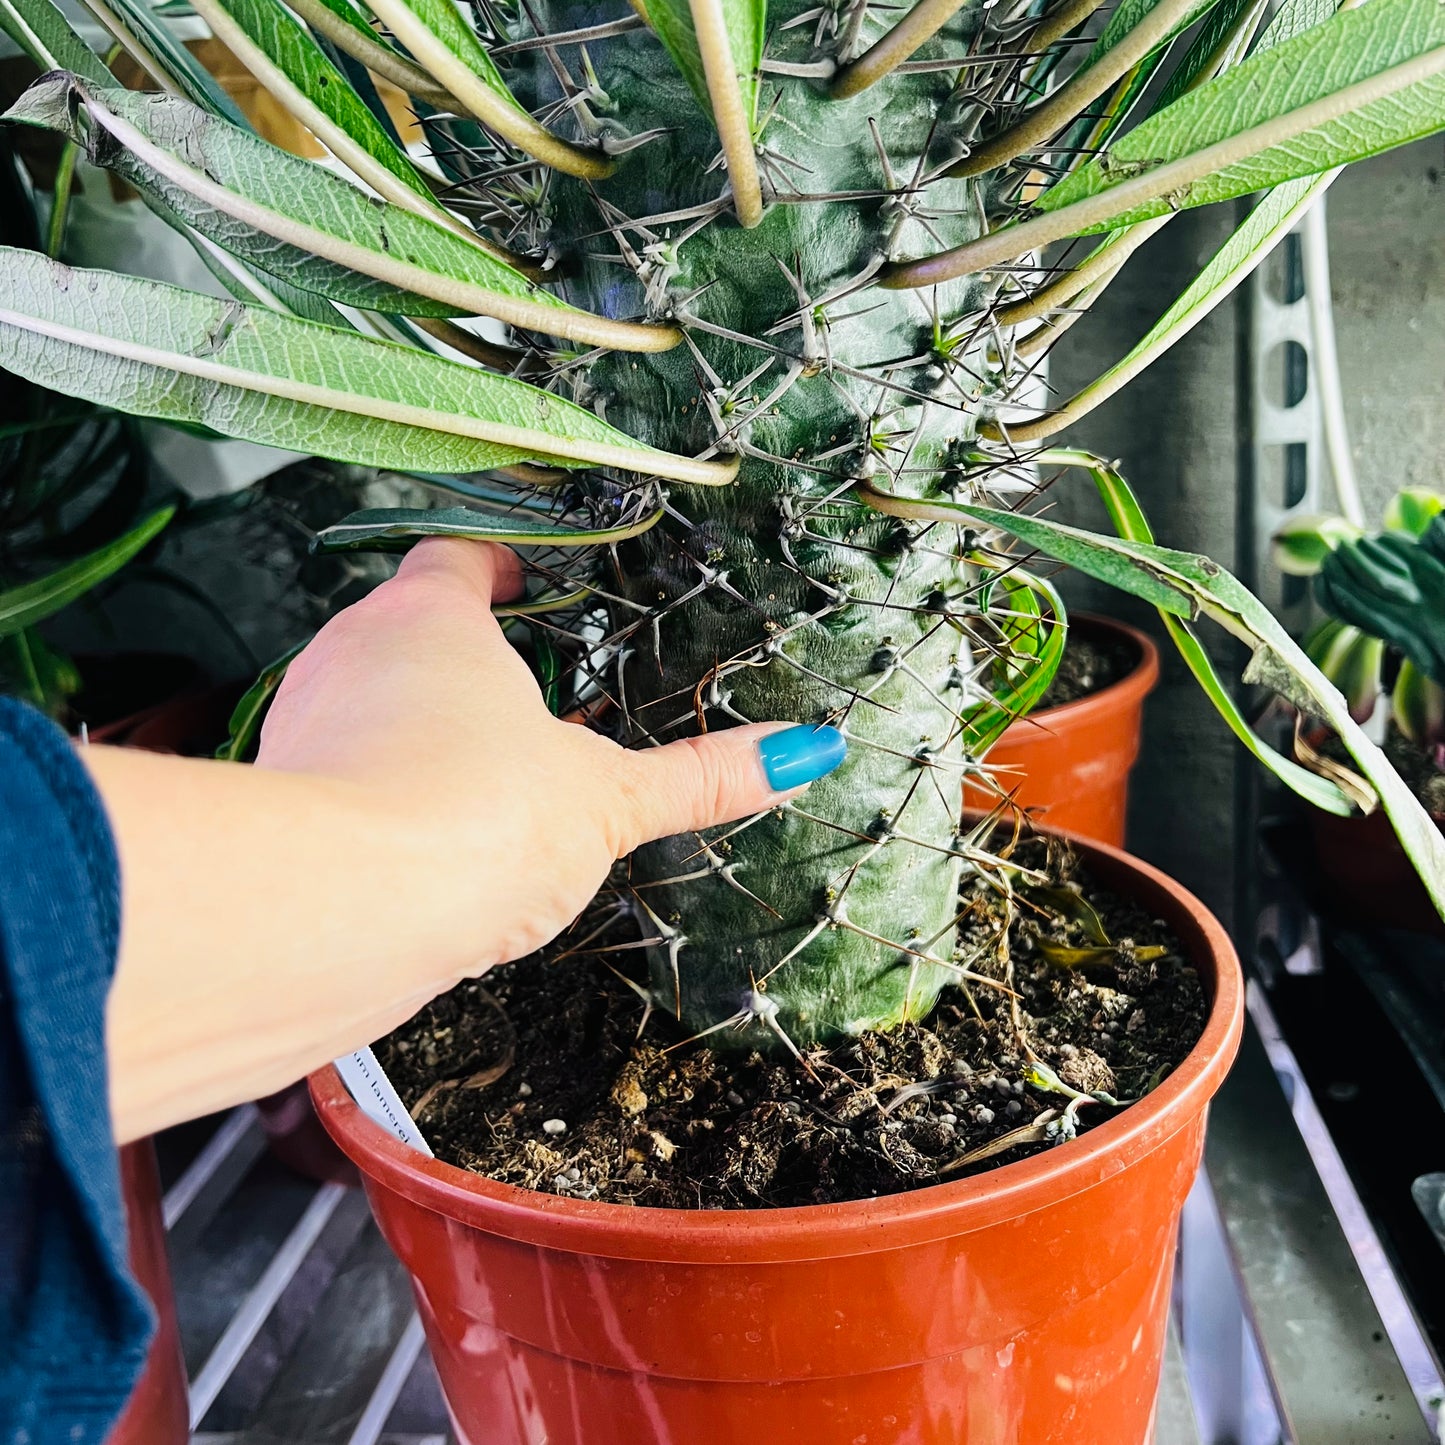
1326,138,1445,515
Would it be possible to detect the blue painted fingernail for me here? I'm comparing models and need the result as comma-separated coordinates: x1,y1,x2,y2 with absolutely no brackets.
758,724,847,792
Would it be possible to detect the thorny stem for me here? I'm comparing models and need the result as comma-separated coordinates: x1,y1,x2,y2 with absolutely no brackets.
469,0,1260,1048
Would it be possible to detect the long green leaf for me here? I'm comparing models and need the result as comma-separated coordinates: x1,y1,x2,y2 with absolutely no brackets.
1087,0,1220,68
312,503,665,553
285,0,457,112
185,0,438,213
948,0,1207,181
191,0,528,271
998,172,1330,442
648,0,764,126
216,641,302,762
0,506,174,636
990,0,1345,442
0,0,354,328
79,0,250,126
302,0,399,53
1074,0,1226,140
1045,449,1362,812
1254,0,1339,50
886,0,1445,285
0,247,734,485
0,0,112,82
361,0,612,179
4,76,673,354
1061,0,1267,197
1037,0,1445,233
163,194,351,326
862,483,1445,918
1152,0,1269,110
367,0,524,119
963,568,1067,756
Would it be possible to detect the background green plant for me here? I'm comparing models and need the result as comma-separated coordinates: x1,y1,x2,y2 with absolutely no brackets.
2,0,1443,1049
1275,487,1445,767
0,124,175,714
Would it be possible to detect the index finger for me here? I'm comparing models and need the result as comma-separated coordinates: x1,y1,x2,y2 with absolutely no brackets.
396,537,527,606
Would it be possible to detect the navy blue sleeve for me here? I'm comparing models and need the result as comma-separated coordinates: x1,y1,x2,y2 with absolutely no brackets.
0,697,152,1445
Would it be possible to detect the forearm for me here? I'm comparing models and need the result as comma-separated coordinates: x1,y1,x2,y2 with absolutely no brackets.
88,746,484,1143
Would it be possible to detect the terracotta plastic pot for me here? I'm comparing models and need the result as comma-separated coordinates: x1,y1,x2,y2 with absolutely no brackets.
1312,806,1445,938
85,669,244,754
71,679,199,1444
256,1080,360,1186
964,615,1160,848
71,654,209,740
108,1140,190,1445
311,831,1242,1445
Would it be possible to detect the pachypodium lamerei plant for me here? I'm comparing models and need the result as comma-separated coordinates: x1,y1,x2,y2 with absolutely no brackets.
1275,488,1445,769
2,0,1445,1053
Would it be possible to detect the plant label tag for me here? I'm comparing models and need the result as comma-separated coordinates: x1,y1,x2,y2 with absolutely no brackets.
334,1046,433,1156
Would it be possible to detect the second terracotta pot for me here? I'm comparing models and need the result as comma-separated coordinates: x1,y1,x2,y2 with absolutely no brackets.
1311,805,1445,937
964,615,1160,848
108,1141,190,1445
71,676,198,1445
312,831,1241,1445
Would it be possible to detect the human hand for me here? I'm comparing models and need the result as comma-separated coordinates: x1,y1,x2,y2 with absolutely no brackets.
96,537,845,1140
256,537,846,981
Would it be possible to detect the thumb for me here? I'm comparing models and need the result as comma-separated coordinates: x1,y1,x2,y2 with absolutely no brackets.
613,723,847,851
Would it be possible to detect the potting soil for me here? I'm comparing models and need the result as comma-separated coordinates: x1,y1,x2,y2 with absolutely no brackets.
378,838,1206,1208
1036,628,1138,710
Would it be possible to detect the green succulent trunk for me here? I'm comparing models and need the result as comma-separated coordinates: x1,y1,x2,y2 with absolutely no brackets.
532,0,1003,1046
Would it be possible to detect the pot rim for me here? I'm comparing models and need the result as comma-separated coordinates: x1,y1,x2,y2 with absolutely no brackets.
1007,613,1160,741
311,829,1241,1263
